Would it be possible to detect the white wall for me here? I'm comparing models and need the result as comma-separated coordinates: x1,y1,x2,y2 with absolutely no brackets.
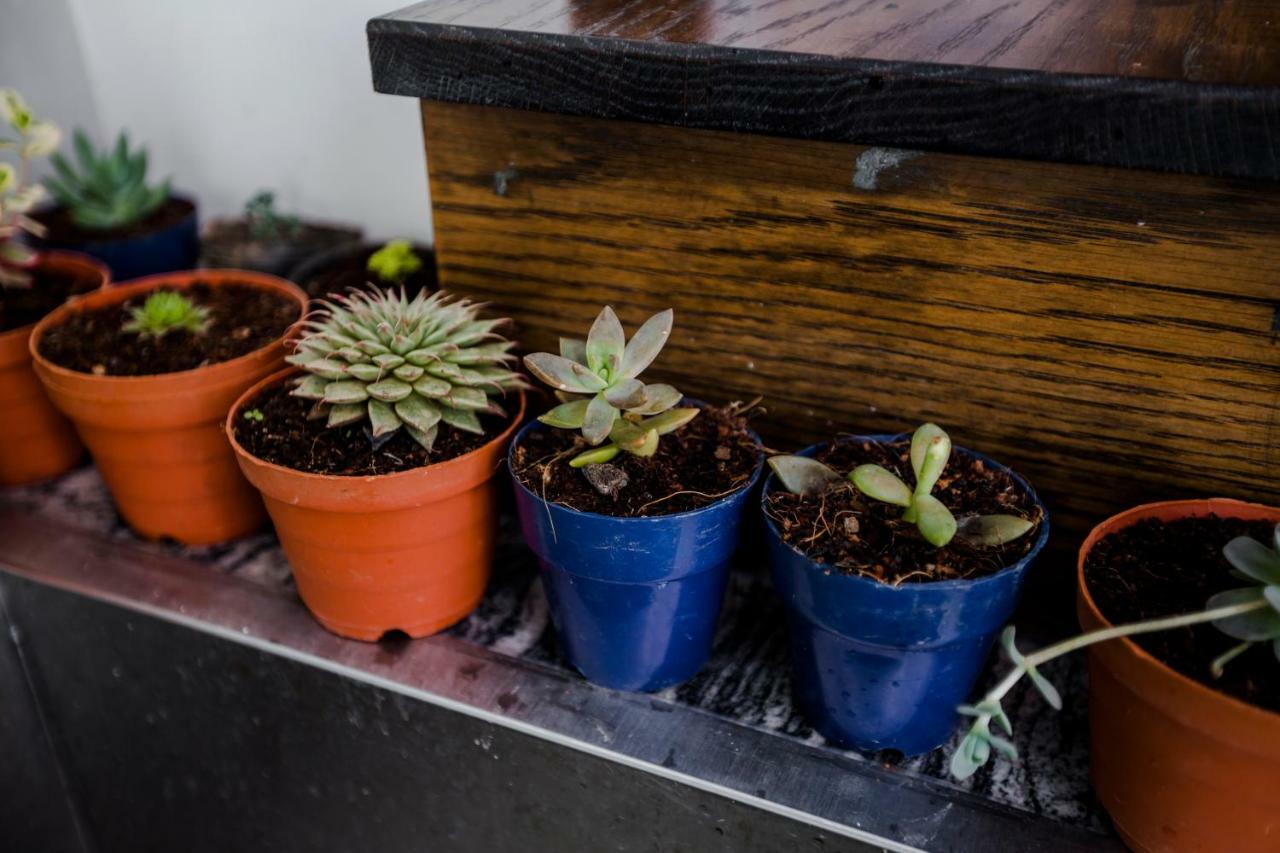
2,0,432,243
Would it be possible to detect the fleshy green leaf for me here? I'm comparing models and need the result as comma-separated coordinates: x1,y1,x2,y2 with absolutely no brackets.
326,403,365,428
291,374,329,400
581,394,617,445
395,395,442,433
412,375,452,398
524,352,608,393
850,465,912,507
367,399,402,436
619,308,673,379
585,306,625,377
603,377,646,409
625,383,681,415
955,514,1035,547
405,423,438,452
538,399,590,429
1223,536,1280,586
913,494,958,547
569,445,620,468
910,423,951,497
440,406,483,434
1027,667,1062,710
769,456,840,496
367,378,413,402
322,381,369,405
1210,588,1280,641
639,407,698,436
559,337,587,365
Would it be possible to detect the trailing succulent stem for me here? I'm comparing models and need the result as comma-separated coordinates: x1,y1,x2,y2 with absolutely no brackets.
768,423,1034,548
45,129,169,231
0,89,61,288
122,291,210,338
524,306,697,467
366,239,422,284
286,288,526,451
950,523,1280,780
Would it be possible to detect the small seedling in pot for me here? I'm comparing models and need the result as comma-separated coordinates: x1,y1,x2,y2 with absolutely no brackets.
286,288,526,451
242,408,264,423
524,306,697,468
769,423,1034,547
366,239,423,285
244,190,301,243
122,291,211,339
45,129,169,231
0,89,60,288
950,524,1280,780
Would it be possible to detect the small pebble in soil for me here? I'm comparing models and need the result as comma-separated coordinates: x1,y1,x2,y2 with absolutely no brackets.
582,463,629,498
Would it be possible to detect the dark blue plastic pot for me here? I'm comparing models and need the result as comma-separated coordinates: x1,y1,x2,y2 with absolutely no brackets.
33,196,198,282
510,419,763,692
763,436,1049,756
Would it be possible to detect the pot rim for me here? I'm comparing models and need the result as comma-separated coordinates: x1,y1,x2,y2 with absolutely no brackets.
28,269,307,386
226,365,527,485
760,434,1051,592
1077,497,1280,724
0,250,111,347
508,411,765,524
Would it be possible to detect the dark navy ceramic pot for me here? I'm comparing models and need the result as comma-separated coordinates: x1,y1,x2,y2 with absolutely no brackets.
510,419,763,692
763,436,1049,756
34,196,198,282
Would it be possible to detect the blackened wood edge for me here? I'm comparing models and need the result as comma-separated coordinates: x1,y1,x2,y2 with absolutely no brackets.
367,18,1280,180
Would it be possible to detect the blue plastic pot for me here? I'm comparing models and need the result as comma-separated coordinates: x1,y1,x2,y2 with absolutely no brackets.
510,419,763,692
33,196,198,282
763,436,1050,755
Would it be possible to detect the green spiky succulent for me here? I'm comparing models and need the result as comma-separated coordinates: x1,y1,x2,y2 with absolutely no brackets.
769,423,1035,548
45,130,170,231
366,239,422,284
524,306,697,468
286,288,526,451
122,291,210,338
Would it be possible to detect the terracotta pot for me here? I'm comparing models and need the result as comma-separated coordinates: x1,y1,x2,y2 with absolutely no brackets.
1077,499,1280,853
0,251,109,486
30,270,307,544
227,367,525,641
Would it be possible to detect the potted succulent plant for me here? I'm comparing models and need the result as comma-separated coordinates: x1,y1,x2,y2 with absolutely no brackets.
30,269,306,543
510,306,764,692
289,237,435,301
764,424,1048,755
0,90,110,485
200,190,361,276
949,499,1279,853
226,288,526,640
31,128,197,280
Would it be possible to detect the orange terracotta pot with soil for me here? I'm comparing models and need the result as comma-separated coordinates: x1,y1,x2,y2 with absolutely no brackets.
227,367,525,641
0,251,109,486
1077,499,1280,853
29,270,307,544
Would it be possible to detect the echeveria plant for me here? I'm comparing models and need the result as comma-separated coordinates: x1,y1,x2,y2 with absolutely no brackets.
287,288,525,451
122,291,210,339
768,423,1035,547
46,130,169,231
367,239,422,284
0,89,60,288
244,190,300,243
524,306,697,467
950,523,1280,779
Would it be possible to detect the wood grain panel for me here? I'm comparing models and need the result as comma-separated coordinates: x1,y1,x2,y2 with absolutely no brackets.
420,101,1280,577
369,1,1280,178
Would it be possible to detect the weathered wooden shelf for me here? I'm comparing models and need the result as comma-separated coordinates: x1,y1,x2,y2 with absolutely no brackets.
369,0,1280,179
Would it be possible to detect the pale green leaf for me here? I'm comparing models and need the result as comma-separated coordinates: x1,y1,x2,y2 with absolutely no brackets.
367,378,413,402
914,493,958,547
1223,536,1280,586
524,352,607,393
769,456,840,497
603,377,646,408
538,399,590,429
395,395,442,433
625,383,681,415
955,514,1035,547
639,407,698,436
569,445,620,468
326,403,365,428
619,308,672,379
582,394,617,445
1210,588,1280,641
559,337,587,365
910,423,951,497
850,464,912,507
585,306,625,377
322,381,369,405
367,399,402,436
440,406,482,434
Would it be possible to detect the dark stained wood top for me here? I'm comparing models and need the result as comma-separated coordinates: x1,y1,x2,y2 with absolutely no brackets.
368,0,1280,179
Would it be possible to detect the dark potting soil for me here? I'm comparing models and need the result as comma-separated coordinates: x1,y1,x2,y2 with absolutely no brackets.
234,379,514,476
510,404,762,517
0,266,98,333
37,282,300,376
763,438,1042,584
201,220,359,273
1083,515,1279,712
300,246,436,301
34,197,194,243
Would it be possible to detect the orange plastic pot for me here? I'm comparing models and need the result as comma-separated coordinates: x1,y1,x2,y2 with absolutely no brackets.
1077,499,1280,852
30,270,307,544
0,251,109,486
227,367,526,641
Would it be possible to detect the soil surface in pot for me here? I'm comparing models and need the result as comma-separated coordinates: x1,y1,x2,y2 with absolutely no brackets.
0,263,99,333
37,282,300,376
300,246,436,301
234,379,514,476
763,438,1041,584
202,221,358,270
1084,514,1279,712
34,197,194,243
510,404,761,517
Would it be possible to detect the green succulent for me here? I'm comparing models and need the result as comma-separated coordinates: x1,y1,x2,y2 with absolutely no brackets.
1,89,60,289
366,239,422,284
244,190,300,242
45,130,170,231
768,423,1035,547
950,523,1280,781
286,288,526,451
524,306,697,468
122,291,210,339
